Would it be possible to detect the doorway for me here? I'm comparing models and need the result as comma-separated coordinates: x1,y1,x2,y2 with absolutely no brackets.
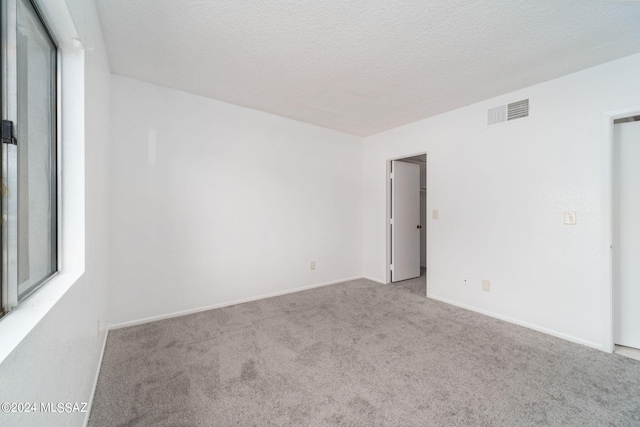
613,115,640,356
387,153,427,295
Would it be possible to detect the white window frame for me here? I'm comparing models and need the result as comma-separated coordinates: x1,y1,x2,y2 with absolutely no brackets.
2,0,59,313
0,0,85,364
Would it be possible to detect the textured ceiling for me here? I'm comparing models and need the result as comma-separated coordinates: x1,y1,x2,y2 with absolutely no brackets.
96,0,640,136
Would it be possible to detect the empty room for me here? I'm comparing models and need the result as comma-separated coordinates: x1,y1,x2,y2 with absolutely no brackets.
1,0,640,426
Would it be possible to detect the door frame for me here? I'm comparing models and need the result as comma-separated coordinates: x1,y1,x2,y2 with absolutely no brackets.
604,106,640,353
386,151,428,289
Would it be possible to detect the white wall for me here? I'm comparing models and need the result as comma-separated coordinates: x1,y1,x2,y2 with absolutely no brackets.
108,76,363,326
0,1,111,426
363,52,640,350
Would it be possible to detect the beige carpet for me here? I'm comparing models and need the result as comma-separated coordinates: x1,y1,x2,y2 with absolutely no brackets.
89,273,640,426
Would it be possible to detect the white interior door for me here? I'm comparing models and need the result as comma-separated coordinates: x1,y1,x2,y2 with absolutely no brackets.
391,161,420,282
613,120,640,349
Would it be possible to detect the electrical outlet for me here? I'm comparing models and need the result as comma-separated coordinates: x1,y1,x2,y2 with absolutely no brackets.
482,280,490,292
432,209,439,219
310,261,316,270
463,276,469,286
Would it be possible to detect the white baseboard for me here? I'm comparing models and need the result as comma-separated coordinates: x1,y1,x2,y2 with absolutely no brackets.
427,293,603,351
109,276,364,330
84,328,109,427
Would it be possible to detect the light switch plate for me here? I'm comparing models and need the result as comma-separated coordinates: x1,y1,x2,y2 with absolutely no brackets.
432,209,439,220
482,280,490,292
564,211,576,225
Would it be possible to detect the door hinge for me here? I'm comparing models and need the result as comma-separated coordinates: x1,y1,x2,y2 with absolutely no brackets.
390,264,394,271
389,172,394,179
389,218,394,225
1,120,16,145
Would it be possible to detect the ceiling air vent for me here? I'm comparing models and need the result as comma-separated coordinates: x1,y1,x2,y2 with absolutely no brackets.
488,99,529,125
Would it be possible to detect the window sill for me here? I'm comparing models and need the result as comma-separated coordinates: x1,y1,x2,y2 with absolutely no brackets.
0,269,83,363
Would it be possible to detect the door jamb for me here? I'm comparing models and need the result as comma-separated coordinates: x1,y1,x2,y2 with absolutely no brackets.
604,106,640,353
386,151,428,289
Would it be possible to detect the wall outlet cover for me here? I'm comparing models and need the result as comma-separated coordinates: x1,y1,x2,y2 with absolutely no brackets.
482,280,491,291
564,211,576,225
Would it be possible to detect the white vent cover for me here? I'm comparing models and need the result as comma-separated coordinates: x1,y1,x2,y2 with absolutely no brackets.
487,105,507,125
488,99,529,125
507,99,529,121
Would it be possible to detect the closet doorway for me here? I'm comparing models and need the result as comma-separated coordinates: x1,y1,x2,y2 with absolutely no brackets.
387,154,427,294
613,115,640,357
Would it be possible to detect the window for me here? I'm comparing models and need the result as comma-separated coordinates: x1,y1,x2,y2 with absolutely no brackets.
1,0,58,317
